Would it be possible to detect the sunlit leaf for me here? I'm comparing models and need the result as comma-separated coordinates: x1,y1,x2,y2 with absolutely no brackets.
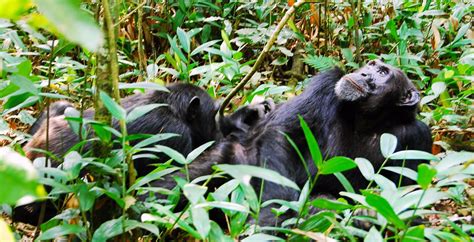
380,133,397,158
365,193,406,229
34,0,104,52
417,164,436,190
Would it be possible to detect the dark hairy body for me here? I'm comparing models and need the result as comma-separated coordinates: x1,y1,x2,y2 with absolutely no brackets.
156,60,432,226
16,83,273,225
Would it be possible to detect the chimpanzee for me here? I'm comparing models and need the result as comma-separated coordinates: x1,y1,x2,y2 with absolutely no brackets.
153,60,432,226
16,82,274,225
28,100,73,135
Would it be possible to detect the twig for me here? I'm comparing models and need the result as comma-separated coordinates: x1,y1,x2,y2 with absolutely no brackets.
218,0,307,116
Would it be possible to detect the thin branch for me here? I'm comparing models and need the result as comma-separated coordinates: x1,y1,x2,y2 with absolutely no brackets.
218,0,307,116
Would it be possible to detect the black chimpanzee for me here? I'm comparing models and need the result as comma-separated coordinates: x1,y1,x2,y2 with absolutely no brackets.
154,60,432,226
16,82,273,225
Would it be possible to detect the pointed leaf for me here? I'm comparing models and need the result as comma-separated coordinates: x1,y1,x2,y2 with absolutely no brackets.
186,141,215,164
380,133,397,158
389,150,439,161
355,158,375,180
365,193,406,229
417,164,436,190
154,145,186,164
320,156,356,175
299,116,322,168
177,27,190,53
216,164,299,191
100,91,126,121
126,104,166,123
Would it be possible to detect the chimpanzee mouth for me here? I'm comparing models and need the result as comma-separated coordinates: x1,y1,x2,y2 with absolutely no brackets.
343,76,366,94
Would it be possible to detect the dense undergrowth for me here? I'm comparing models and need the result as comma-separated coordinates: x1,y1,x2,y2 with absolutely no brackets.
0,0,473,241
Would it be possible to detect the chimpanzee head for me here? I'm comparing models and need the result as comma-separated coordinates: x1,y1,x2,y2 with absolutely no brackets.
334,60,420,113
167,83,220,147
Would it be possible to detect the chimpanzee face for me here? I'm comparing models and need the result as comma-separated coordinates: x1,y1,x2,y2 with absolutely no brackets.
334,60,420,111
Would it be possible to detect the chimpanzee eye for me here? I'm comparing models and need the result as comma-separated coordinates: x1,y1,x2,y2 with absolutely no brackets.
378,67,389,75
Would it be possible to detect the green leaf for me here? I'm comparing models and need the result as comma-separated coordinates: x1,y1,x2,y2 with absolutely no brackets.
167,35,186,62
389,150,439,161
417,164,436,190
299,116,322,169
365,193,406,229
0,0,32,19
38,224,86,240
355,158,375,180
77,183,95,212
320,156,356,175
183,184,207,204
242,233,284,242
364,227,383,242
299,211,335,232
380,133,397,158
128,167,179,192
154,145,186,164
403,225,425,242
191,40,220,56
34,0,104,52
186,141,215,164
0,147,46,205
99,91,126,121
311,198,353,211
191,206,210,239
9,74,38,95
126,104,166,123
133,133,178,150
177,27,190,53
195,201,249,213
216,164,300,191
118,82,168,92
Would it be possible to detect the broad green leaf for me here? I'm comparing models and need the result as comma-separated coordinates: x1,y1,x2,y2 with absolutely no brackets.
417,164,436,190
299,116,322,168
34,0,104,52
380,133,397,158
128,167,179,192
211,179,240,201
154,145,186,164
38,224,86,240
216,164,299,191
177,27,190,53
183,184,207,204
191,40,220,56
404,225,425,242
355,158,375,180
191,206,210,239
144,204,201,238
0,147,46,204
0,0,32,19
167,35,186,62
299,211,335,232
195,201,248,213
320,156,356,175
383,166,418,181
9,74,38,95
126,104,166,123
208,221,233,242
99,91,126,121
312,198,353,211
77,183,95,212
186,141,215,163
242,233,284,242
334,172,355,193
389,150,439,161
365,193,406,229
364,227,383,242
118,82,168,92
92,216,159,242
133,133,178,149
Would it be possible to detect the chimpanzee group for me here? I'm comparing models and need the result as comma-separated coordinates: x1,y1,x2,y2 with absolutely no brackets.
18,60,432,227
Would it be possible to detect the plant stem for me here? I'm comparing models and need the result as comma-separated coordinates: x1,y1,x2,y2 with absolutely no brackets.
218,0,307,116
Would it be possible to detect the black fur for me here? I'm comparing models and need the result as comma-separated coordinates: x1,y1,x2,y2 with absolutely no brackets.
156,61,432,226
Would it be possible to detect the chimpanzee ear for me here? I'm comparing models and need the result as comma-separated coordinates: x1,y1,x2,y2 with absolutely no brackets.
187,96,201,120
397,89,420,106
